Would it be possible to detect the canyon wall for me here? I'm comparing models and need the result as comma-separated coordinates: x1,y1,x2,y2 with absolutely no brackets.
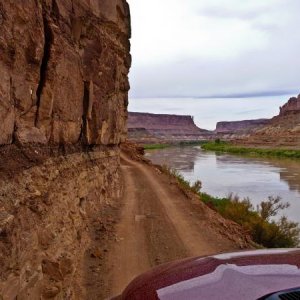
0,0,130,146
239,95,300,148
0,1,131,299
128,112,212,143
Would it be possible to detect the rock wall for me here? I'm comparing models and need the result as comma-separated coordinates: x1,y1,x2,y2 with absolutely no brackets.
0,147,121,299
0,1,131,298
0,0,131,146
127,112,212,143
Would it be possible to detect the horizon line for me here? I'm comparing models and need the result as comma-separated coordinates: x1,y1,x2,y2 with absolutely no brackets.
129,90,298,100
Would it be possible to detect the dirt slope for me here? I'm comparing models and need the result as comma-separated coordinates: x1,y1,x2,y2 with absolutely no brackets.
101,154,251,299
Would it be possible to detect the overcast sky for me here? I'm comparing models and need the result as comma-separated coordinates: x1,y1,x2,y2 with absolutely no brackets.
128,0,300,98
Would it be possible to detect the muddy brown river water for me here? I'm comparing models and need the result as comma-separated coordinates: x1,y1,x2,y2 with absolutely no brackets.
146,146,300,223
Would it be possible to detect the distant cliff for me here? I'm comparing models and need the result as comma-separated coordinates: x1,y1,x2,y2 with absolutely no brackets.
128,112,212,143
128,112,205,133
215,119,270,134
280,95,300,115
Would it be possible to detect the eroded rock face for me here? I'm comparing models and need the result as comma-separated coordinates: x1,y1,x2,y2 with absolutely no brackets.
239,94,300,147
0,0,131,146
0,147,122,299
280,95,300,115
0,1,131,298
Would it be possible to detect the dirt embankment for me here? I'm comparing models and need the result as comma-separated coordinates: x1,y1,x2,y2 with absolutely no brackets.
0,146,123,299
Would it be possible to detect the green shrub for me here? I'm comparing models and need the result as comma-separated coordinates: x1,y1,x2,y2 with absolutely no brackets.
160,165,300,248
202,193,300,248
191,180,202,194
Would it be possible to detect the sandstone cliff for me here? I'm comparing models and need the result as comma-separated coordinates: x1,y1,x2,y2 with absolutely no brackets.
0,1,131,299
239,95,300,148
127,112,212,143
0,0,130,146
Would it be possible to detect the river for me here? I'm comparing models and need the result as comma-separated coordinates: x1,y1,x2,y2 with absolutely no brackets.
145,146,300,223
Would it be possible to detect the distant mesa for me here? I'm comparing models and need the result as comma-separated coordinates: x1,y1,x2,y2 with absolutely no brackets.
128,112,206,133
127,112,212,143
215,119,270,136
128,94,300,147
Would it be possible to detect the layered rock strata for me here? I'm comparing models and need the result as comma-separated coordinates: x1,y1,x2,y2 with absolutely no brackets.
0,0,131,146
215,119,270,140
240,95,300,148
0,147,121,299
215,119,270,134
0,0,131,298
127,112,212,143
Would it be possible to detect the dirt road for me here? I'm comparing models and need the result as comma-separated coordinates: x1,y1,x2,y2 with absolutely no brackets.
102,154,243,299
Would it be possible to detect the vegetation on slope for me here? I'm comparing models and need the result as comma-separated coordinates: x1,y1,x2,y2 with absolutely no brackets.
143,144,171,150
202,193,300,248
161,165,300,248
202,140,300,159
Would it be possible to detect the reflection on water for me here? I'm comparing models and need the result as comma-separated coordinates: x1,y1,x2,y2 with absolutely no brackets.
146,146,300,223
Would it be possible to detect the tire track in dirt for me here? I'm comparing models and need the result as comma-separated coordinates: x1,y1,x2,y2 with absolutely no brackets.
106,154,240,298
107,157,188,297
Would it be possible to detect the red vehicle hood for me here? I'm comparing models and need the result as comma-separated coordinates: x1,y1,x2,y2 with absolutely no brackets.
118,249,300,300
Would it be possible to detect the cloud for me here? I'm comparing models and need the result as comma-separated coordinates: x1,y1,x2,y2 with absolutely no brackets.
128,0,300,98
192,0,283,19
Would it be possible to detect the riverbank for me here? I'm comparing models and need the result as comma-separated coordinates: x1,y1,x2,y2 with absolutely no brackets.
145,144,300,223
159,165,300,248
202,141,300,159
143,141,208,150
143,143,171,150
